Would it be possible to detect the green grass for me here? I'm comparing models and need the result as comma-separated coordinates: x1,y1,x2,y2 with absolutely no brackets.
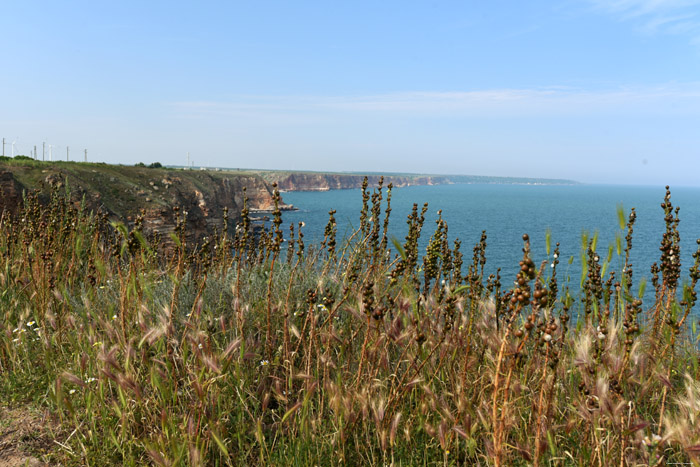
0,179,699,466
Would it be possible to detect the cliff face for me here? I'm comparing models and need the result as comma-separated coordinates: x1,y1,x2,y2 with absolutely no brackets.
0,164,291,244
262,171,579,191
265,173,452,191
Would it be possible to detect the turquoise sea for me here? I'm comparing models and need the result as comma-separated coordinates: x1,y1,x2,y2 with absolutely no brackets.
279,183,700,307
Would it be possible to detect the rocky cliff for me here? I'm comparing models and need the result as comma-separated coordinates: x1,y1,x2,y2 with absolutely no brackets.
260,171,577,191
0,162,292,244
261,172,452,191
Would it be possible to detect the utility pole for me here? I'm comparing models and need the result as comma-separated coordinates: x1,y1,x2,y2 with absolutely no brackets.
84,149,87,163
42,142,45,161
1,138,4,157
34,145,37,160
187,152,190,168
66,146,69,162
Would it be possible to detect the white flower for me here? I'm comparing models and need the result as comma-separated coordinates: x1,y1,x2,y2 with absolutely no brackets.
543,334,552,342
69,389,77,395
27,321,36,327
259,360,270,367
198,343,203,349
112,314,117,320
642,434,662,447
85,377,97,383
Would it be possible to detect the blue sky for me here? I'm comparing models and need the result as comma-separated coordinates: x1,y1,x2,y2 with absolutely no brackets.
2,1,700,185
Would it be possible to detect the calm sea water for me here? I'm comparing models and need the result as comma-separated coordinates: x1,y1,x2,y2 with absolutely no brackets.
278,184,700,306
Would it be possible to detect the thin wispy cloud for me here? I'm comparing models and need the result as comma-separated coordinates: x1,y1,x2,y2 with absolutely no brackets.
590,0,700,44
171,84,700,121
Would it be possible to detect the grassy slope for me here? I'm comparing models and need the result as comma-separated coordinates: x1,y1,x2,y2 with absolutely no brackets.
0,160,255,219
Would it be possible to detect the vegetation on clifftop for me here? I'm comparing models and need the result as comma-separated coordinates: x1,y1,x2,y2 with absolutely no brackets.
0,159,287,245
0,178,699,466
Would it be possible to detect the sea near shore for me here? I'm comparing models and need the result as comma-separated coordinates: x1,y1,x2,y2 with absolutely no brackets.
281,183,700,308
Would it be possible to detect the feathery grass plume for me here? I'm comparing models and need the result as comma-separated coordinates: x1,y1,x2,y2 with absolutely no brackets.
1,179,700,464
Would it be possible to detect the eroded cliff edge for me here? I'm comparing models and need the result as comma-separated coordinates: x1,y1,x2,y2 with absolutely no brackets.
0,162,292,243
259,171,577,191
262,172,451,191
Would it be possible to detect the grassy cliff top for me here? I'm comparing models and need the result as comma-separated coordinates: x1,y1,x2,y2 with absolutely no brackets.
0,159,262,218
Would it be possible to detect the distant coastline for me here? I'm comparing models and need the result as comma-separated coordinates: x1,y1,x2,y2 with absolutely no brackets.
178,167,580,192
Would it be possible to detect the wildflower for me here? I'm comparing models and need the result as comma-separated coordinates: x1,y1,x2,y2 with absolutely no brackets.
112,314,117,320
93,341,102,347
12,338,19,343
642,434,662,447
259,360,270,367
543,334,552,342
69,389,77,395
198,343,203,349
598,332,605,340
27,321,35,327
12,327,21,333
294,310,304,317
85,377,97,383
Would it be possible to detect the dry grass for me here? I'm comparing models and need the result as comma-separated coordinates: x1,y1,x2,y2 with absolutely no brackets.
0,180,699,466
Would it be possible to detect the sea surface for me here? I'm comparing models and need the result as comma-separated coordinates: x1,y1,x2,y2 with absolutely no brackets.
279,183,700,309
